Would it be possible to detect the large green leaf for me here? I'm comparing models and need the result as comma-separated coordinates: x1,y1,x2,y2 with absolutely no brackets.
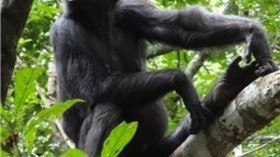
60,149,87,157
24,99,83,152
14,67,43,118
101,121,138,157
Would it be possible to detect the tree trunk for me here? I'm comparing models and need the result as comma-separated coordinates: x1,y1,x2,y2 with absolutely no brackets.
1,0,33,104
172,70,280,157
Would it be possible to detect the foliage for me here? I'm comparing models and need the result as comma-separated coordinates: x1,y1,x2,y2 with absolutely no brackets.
1,0,279,156
60,149,87,157
24,99,83,153
101,122,138,157
1,68,81,156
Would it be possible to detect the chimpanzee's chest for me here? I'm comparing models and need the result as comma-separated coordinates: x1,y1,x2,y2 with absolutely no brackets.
110,27,147,72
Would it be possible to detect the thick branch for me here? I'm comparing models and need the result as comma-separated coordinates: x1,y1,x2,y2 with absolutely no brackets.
1,0,33,104
180,71,280,157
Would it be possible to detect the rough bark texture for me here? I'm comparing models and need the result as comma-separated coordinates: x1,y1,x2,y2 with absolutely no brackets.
1,0,33,104
176,70,280,157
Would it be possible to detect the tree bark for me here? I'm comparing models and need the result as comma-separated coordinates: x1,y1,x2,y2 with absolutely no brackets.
172,70,280,157
1,0,33,104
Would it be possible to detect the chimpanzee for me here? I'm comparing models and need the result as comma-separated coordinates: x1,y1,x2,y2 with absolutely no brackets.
50,0,279,156
182,56,260,132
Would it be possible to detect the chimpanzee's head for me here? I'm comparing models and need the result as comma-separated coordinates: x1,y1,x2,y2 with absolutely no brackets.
64,0,119,7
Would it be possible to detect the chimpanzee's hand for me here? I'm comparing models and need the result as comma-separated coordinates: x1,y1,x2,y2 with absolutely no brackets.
228,56,278,79
245,35,279,76
188,104,213,134
225,56,257,80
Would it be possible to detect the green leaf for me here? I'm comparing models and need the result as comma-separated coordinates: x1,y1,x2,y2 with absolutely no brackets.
24,99,83,153
268,6,277,14
0,149,9,157
0,105,13,143
101,121,138,157
18,38,32,45
0,126,10,143
60,149,87,157
0,105,10,124
14,67,43,119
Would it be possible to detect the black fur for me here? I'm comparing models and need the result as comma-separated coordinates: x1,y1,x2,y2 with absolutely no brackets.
186,56,260,126
50,0,278,156
178,56,260,150
203,56,259,114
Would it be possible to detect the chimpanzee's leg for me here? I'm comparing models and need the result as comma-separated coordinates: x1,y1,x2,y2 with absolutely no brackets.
78,103,123,157
96,69,210,133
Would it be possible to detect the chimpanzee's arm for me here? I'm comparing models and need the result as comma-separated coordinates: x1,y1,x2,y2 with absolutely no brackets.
114,0,278,76
153,57,260,156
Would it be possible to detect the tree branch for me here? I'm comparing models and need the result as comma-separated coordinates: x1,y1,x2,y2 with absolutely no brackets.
146,45,181,59
237,136,280,157
258,136,280,144
178,71,280,157
146,45,209,79
1,0,33,104
185,50,209,79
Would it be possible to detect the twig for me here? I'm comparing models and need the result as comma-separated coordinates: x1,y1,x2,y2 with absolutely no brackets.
55,120,75,148
258,136,280,144
271,34,280,51
237,136,280,157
